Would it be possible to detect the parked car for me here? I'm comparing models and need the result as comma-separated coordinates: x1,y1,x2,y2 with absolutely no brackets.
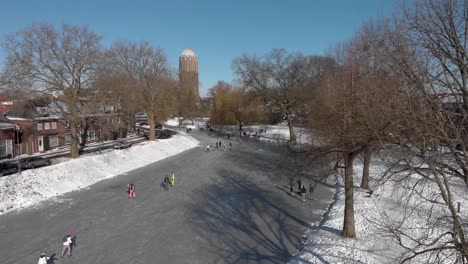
0,162,18,176
113,141,132,149
156,131,171,139
19,156,51,170
163,129,177,136
139,122,162,129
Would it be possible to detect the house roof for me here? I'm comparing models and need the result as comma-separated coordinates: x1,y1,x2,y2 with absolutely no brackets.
0,105,14,114
0,115,14,130
0,114,13,124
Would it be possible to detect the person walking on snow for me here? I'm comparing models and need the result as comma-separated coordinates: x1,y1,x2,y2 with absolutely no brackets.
38,252,49,264
128,184,136,198
170,171,175,186
229,142,232,151
61,232,73,257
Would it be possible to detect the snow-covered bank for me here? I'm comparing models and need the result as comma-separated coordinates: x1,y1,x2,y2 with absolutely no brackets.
0,133,199,215
289,158,468,263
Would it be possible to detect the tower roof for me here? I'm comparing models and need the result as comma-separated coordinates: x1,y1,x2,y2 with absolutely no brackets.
180,48,197,57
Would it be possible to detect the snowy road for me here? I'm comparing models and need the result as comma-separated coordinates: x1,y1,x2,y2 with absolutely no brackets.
0,130,333,264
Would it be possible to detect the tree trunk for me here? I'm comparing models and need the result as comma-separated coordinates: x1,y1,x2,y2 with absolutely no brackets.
343,151,356,238
286,114,296,143
69,98,80,159
147,111,155,141
70,120,79,159
361,145,372,189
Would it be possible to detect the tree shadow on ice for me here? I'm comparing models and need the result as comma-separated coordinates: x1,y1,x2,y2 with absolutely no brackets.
190,171,310,264
225,147,315,183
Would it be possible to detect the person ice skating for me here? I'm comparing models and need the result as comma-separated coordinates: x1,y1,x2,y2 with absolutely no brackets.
216,142,218,148
170,171,175,186
309,183,314,200
206,144,210,152
301,185,307,202
162,176,170,191
290,178,295,196
229,142,232,151
61,232,73,257
128,183,136,198
297,178,302,193
38,252,49,264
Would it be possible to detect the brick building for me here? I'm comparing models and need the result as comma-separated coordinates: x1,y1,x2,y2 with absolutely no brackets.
3,97,127,158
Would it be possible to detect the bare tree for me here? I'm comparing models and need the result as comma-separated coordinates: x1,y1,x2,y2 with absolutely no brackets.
375,0,468,261
308,20,402,238
1,23,102,158
109,41,176,140
209,81,264,132
233,49,313,143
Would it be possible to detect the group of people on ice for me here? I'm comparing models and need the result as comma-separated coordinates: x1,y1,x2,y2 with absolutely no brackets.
207,141,232,152
161,171,175,191
126,171,176,196
290,177,314,202
37,231,74,263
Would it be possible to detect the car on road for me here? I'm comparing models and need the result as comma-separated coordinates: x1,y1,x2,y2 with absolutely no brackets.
19,156,51,170
113,141,132,149
0,162,18,176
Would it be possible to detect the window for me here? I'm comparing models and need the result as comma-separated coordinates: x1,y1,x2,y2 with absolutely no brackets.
0,139,13,158
37,123,43,131
51,122,57,130
110,118,114,124
118,117,121,123
44,122,50,130
65,121,70,128
49,135,59,148
65,134,72,145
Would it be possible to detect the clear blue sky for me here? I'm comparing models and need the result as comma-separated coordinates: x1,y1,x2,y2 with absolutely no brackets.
0,0,399,96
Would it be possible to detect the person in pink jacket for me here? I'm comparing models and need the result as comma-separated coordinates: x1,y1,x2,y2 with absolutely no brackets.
128,184,136,198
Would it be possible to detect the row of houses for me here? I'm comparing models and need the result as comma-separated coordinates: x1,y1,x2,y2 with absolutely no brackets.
0,96,131,160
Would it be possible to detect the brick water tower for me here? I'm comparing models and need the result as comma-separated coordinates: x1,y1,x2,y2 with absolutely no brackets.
179,48,199,104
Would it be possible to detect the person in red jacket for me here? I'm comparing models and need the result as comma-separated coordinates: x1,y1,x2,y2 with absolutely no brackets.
127,184,136,198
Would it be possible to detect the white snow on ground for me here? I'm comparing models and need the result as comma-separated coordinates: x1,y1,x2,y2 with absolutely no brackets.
0,133,199,215
289,157,468,264
164,117,209,128
208,122,312,144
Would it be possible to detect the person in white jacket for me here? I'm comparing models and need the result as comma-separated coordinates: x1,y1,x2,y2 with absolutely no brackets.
37,252,49,264
61,232,73,257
